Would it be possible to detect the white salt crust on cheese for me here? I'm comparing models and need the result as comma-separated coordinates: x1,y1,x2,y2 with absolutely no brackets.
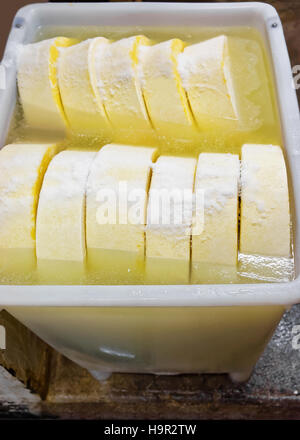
17,37,76,132
178,35,238,127
192,153,239,266
146,155,196,260
36,150,95,261
58,37,110,134
95,36,152,131
240,144,290,257
86,143,158,254
139,39,195,137
0,143,59,249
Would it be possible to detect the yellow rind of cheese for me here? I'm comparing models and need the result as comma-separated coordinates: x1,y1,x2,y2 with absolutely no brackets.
86,143,158,254
36,150,95,261
140,39,195,139
0,143,59,249
17,37,77,132
146,156,196,284
58,38,110,135
178,35,238,129
95,36,152,132
240,144,290,257
192,153,239,269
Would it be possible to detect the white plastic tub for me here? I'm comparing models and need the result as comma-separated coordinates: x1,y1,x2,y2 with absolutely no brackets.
0,2,299,382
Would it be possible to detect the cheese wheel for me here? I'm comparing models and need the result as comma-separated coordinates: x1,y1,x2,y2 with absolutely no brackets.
95,36,151,131
146,155,196,283
139,39,195,138
0,143,59,248
58,38,110,135
147,155,196,259
192,153,239,266
178,35,238,128
36,150,95,261
86,143,157,254
17,37,76,131
240,144,290,257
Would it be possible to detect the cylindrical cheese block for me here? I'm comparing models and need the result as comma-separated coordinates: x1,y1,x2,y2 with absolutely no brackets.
139,39,195,138
86,143,157,284
178,35,238,127
146,155,196,283
95,36,152,131
17,37,76,132
0,143,59,249
240,144,290,257
36,150,95,261
58,38,110,135
86,143,157,254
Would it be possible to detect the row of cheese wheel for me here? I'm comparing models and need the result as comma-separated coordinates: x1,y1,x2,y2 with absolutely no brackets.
17,35,245,136
0,143,290,277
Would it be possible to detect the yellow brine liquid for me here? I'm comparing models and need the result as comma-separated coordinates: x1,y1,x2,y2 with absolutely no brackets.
1,25,294,285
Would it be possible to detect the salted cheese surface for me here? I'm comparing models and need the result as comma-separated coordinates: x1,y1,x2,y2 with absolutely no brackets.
178,35,238,128
192,153,239,266
0,143,59,248
240,144,290,257
146,155,196,260
17,37,76,132
36,150,95,261
139,39,195,138
95,36,151,131
58,38,110,135
86,143,158,254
